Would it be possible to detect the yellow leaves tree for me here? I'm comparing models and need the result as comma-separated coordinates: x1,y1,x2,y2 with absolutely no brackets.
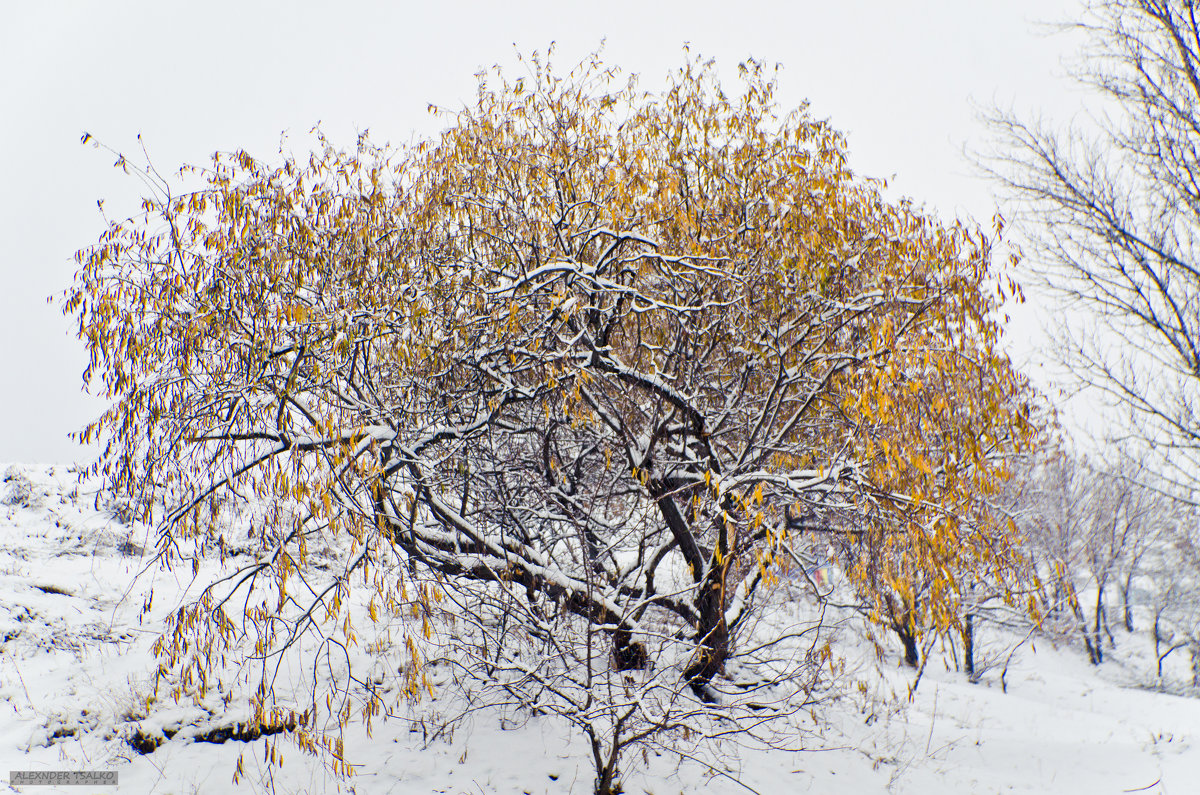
66,50,1037,794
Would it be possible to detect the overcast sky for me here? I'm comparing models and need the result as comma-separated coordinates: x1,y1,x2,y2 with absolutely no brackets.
0,0,1083,465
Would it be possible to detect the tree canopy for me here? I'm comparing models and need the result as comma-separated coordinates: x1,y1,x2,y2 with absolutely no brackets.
66,52,1038,792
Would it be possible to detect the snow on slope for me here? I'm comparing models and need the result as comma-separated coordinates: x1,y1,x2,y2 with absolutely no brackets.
1,463,1198,794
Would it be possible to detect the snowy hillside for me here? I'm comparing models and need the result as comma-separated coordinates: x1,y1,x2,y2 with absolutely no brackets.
2,463,1198,794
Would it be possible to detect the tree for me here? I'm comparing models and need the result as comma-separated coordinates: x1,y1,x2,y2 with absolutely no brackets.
1019,442,1178,665
988,0,1200,489
1142,495,1200,684
66,51,1037,793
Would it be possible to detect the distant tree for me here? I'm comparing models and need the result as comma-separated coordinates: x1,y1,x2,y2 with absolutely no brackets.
988,0,1200,489
1020,443,1178,665
67,51,1037,794
1145,503,1200,684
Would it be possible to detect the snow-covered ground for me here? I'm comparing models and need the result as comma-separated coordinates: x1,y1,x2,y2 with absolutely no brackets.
2,463,1198,794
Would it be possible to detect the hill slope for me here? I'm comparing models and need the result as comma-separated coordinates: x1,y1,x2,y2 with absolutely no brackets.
2,464,1197,794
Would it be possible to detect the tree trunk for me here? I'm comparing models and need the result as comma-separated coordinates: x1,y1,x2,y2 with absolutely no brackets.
1072,599,1100,665
595,766,620,795
683,504,733,700
885,595,920,668
964,611,976,680
683,581,730,700
1121,572,1135,632
1155,614,1163,676
589,726,623,795
892,617,920,668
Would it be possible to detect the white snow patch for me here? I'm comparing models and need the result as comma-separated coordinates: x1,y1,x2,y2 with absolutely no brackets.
0,463,1196,794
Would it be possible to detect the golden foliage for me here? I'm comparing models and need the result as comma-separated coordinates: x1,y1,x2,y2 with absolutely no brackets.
66,49,1038,774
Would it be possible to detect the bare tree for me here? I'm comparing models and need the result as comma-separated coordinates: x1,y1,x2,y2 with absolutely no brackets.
988,0,1200,488
1019,443,1178,665
1144,507,1200,685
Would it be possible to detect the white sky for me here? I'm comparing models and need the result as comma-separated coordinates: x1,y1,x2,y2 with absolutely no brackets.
0,0,1084,465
